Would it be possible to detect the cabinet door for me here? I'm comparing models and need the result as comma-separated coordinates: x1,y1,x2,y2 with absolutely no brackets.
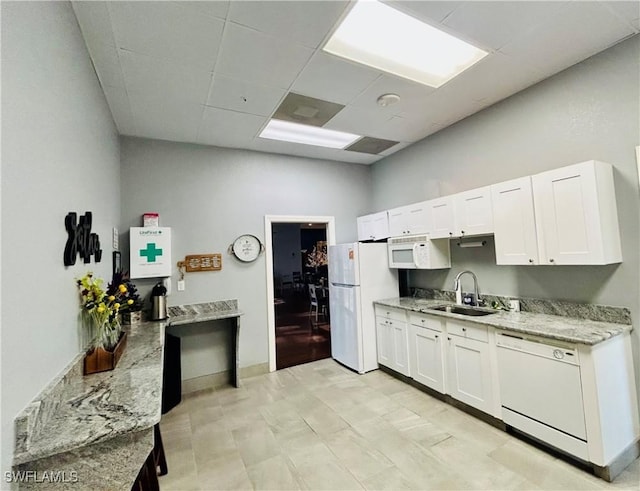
371,211,390,240
405,201,429,235
491,177,539,265
425,197,455,239
409,324,444,393
357,215,374,242
453,186,493,237
390,319,410,376
532,161,621,265
446,334,493,414
388,207,408,237
376,319,393,369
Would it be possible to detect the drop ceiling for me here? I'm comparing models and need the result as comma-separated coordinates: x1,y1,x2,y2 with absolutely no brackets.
72,1,639,165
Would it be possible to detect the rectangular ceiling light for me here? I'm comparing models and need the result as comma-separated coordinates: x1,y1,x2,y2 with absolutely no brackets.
259,119,361,149
323,0,488,88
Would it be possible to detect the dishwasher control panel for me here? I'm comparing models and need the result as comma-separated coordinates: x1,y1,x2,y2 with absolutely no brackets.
496,331,579,365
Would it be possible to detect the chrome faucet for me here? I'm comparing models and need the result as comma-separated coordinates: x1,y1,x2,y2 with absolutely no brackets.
453,270,481,306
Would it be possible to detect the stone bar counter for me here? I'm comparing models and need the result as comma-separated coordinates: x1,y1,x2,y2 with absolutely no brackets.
12,300,242,490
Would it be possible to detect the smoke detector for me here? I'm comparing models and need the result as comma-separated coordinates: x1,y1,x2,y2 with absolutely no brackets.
377,93,401,107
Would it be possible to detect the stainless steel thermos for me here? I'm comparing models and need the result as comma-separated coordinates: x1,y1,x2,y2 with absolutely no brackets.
151,282,168,320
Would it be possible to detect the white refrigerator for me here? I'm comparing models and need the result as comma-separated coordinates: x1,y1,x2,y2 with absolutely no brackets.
328,242,399,373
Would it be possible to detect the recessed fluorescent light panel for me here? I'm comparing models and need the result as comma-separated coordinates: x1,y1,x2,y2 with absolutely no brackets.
259,119,361,149
323,0,488,88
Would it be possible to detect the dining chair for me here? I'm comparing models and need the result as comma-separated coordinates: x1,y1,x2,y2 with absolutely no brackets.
308,284,324,323
292,271,304,292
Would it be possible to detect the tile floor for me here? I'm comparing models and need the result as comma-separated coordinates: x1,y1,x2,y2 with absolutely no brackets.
159,359,639,490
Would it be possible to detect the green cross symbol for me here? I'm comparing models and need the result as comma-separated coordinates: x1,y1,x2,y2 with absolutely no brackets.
140,243,163,263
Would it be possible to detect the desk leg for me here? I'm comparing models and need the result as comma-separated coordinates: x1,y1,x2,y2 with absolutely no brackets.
231,317,240,388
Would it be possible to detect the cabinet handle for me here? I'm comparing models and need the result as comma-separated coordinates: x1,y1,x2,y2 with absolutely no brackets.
549,258,555,263
447,337,451,341
435,335,439,339
528,258,534,263
462,327,466,332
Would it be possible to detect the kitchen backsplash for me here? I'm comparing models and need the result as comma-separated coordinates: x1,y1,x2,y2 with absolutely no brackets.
410,288,631,325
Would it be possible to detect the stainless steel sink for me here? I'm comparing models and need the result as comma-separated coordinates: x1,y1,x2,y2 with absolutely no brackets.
428,305,497,316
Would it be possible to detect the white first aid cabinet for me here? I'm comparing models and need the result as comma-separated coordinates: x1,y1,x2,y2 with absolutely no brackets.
130,227,172,279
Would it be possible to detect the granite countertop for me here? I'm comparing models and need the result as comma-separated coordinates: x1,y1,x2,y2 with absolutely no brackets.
374,297,632,345
167,300,243,327
13,300,243,468
13,322,164,466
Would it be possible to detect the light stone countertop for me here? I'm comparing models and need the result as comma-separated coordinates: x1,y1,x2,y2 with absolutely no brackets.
13,321,165,467
374,297,632,345
13,301,243,470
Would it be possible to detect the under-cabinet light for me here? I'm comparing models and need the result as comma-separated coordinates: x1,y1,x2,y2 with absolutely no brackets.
323,0,488,88
259,119,360,149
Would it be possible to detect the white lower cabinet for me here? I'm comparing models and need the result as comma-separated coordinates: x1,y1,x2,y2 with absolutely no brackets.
407,314,495,415
446,321,494,415
375,307,410,376
408,314,445,393
375,304,640,480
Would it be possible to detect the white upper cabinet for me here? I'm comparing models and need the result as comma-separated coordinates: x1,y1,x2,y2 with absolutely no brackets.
491,176,539,265
453,186,494,237
424,196,455,239
388,201,429,237
357,211,389,242
532,160,622,265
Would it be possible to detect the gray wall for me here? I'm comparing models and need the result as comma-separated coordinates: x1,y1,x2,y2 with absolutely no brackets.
119,137,371,377
1,1,120,476
371,35,640,395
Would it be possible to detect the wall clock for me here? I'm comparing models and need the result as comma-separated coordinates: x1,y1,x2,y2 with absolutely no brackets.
231,234,264,263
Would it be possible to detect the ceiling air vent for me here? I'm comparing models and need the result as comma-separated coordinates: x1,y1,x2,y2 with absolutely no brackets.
273,93,344,127
345,136,399,155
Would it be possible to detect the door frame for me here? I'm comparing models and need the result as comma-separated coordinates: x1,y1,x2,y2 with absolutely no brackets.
264,215,336,372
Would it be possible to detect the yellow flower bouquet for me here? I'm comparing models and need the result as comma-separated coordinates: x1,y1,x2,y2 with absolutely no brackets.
77,272,135,350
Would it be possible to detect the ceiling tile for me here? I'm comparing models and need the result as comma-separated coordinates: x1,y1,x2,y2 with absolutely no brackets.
442,1,567,51
383,1,463,24
324,105,396,140
72,1,117,47
291,52,381,105
325,104,434,142
335,150,380,165
437,52,545,106
129,94,203,143
228,0,349,48
600,1,640,29
120,50,212,105
207,75,286,117
381,114,440,142
197,107,267,148
102,85,136,135
399,89,485,129
217,23,315,90
188,0,230,20
87,42,125,89
499,2,636,76
108,1,224,71
348,75,436,114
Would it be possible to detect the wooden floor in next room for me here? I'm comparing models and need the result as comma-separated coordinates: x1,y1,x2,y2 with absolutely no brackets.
275,286,331,370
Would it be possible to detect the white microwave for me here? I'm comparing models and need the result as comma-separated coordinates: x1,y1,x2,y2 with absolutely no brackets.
387,234,452,269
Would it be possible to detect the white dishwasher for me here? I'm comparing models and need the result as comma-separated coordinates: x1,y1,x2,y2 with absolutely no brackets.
496,331,589,461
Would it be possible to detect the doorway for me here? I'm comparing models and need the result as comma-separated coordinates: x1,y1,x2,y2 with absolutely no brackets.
264,215,336,372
